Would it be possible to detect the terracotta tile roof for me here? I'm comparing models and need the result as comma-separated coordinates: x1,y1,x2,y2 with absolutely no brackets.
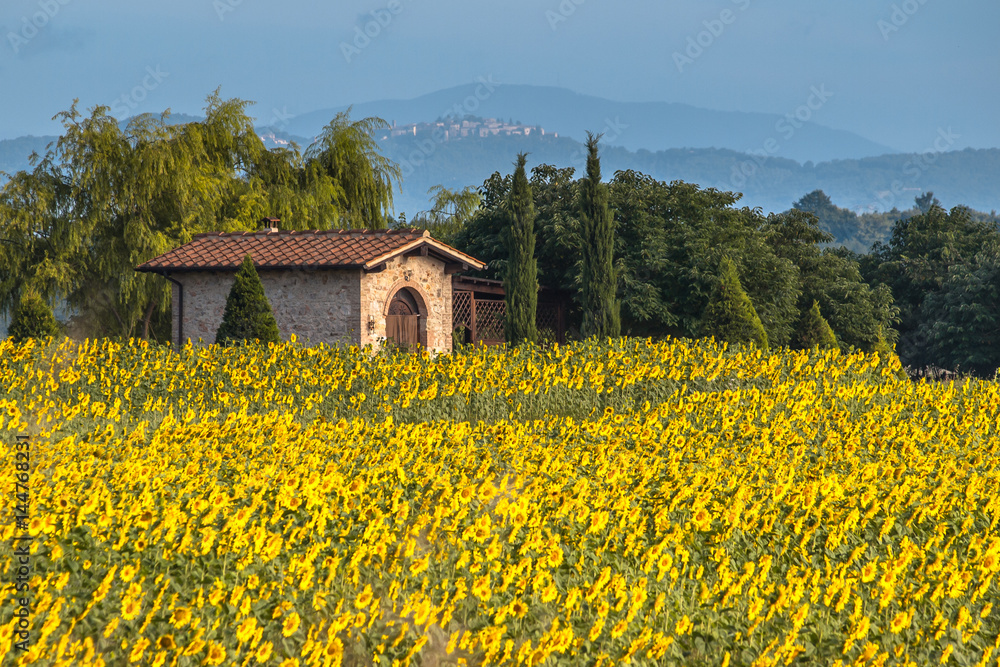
135,228,486,273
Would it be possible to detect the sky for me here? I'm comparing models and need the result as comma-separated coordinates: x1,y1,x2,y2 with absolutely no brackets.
1,0,997,153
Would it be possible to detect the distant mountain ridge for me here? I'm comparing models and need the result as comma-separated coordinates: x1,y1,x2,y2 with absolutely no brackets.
284,83,897,164
375,132,998,222
0,135,59,175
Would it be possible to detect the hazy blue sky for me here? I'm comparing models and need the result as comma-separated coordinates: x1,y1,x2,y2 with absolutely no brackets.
1,0,997,152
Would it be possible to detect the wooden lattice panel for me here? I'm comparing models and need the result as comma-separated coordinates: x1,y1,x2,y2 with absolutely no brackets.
475,299,506,341
453,291,473,331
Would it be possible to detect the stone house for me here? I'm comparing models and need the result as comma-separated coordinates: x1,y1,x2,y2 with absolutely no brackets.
135,224,486,353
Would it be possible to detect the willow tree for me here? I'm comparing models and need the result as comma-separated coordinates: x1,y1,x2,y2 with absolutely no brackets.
579,132,620,339
305,108,401,229
409,185,482,245
504,153,538,345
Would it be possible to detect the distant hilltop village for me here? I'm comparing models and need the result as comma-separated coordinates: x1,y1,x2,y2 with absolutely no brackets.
256,117,555,150
377,118,556,141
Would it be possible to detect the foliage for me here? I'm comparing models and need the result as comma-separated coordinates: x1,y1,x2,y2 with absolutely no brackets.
456,169,899,350
6,290,60,343
305,107,401,230
503,154,538,346
797,300,838,350
917,243,1000,377
579,134,620,340
406,185,482,246
864,202,1000,373
761,209,898,352
454,164,580,300
700,256,769,350
612,173,799,346
792,190,865,247
214,255,281,346
4,335,1000,667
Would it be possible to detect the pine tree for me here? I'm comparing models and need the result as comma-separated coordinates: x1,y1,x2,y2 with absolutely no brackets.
702,256,769,349
215,255,281,346
797,301,839,350
504,153,538,345
580,133,620,339
7,290,61,343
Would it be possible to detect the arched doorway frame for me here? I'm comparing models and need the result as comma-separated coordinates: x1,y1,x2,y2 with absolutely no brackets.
383,280,430,349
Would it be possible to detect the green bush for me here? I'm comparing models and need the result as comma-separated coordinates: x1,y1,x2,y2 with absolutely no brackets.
701,256,769,350
215,255,281,346
7,291,61,343
798,300,839,350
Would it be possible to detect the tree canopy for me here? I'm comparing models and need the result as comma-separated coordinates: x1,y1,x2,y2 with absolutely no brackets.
863,202,999,371
451,165,896,353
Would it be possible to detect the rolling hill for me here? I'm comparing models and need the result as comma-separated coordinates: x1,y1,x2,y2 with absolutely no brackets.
283,84,896,164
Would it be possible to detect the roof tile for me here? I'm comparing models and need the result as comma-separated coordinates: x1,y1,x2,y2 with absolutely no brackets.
135,228,484,273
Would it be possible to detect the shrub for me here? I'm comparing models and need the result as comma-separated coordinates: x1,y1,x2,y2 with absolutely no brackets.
215,255,281,346
798,300,839,350
7,290,61,343
701,256,769,349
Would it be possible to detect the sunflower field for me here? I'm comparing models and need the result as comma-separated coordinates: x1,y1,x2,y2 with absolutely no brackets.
1,335,999,667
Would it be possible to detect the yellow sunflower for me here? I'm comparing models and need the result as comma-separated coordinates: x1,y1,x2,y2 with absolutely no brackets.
889,610,910,634
121,598,142,621
254,641,273,663
282,611,301,637
169,607,191,628
203,642,226,666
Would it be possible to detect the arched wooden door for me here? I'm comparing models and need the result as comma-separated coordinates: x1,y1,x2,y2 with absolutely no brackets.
385,290,421,349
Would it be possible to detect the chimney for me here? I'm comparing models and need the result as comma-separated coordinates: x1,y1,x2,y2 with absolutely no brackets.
258,217,280,233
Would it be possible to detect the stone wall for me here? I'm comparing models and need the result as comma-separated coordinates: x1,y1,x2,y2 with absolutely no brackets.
171,269,361,347
359,255,453,354
167,256,454,352
170,281,181,347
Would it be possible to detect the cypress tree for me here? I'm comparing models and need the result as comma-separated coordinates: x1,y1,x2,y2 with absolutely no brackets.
215,255,281,346
798,300,839,350
579,132,620,339
7,290,61,343
504,153,538,345
702,256,769,349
